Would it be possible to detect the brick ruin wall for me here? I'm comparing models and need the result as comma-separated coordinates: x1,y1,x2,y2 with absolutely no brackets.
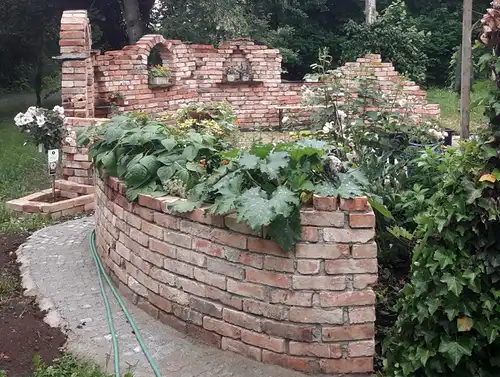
96,175,378,374
58,10,440,130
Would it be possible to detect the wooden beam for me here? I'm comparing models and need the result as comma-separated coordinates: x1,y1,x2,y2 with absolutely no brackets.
460,0,473,139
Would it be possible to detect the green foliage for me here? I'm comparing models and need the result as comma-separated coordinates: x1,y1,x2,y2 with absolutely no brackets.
82,107,366,251
340,0,429,83
31,354,114,377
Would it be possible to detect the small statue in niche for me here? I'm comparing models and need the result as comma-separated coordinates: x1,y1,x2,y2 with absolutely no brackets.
226,66,240,82
239,64,252,81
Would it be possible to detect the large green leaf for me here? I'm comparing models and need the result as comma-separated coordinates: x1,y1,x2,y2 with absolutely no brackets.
161,138,177,151
209,174,244,214
157,165,176,184
269,186,299,217
235,187,274,230
260,151,289,179
125,164,148,186
267,208,301,251
239,152,261,169
438,337,475,368
182,145,199,161
441,274,464,297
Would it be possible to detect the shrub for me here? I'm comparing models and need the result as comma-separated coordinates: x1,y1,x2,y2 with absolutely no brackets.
340,0,429,83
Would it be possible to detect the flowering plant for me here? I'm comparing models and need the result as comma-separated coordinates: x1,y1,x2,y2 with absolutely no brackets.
148,64,171,78
14,106,67,150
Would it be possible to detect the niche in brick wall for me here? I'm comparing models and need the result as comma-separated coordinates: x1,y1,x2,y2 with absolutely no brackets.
148,44,174,88
223,47,254,83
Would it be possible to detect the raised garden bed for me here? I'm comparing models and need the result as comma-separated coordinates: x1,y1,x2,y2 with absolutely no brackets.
5,180,94,219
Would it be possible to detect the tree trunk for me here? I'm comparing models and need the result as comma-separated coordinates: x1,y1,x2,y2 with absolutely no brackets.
34,32,44,107
122,0,144,44
460,0,473,140
365,0,377,24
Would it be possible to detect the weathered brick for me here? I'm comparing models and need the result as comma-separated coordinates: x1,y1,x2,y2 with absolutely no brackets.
319,291,376,307
203,316,242,339
153,212,180,230
115,241,130,261
206,287,243,310
193,267,226,290
149,238,176,258
129,227,149,246
241,329,285,353
172,304,203,325
269,290,313,307
227,279,266,300
176,277,207,297
223,308,261,331
163,259,193,278
128,276,148,297
325,259,378,275
262,319,318,342
158,312,187,333
184,207,225,227
189,296,223,318
323,228,375,243
225,213,261,236
225,249,263,269
243,299,288,320
289,342,342,358
222,338,262,361
322,325,374,341
137,298,159,319
301,227,318,242
207,258,244,279
245,268,290,288
159,284,190,305
340,197,369,211
292,276,346,291
262,350,318,373
354,274,378,289
133,204,155,221
150,267,176,285
349,340,375,357
193,238,224,257
312,195,337,211
141,221,164,240
352,242,377,258
263,256,294,272
295,243,348,259
164,230,193,249
349,307,376,324
289,308,343,324
148,291,173,313
296,260,320,275
187,324,222,347
301,211,344,227
349,212,376,228
320,357,373,374
247,238,286,256
176,247,206,267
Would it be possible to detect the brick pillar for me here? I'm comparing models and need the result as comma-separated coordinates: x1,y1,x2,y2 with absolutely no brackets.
58,10,94,118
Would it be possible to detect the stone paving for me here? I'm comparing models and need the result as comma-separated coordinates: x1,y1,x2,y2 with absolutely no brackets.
16,217,320,377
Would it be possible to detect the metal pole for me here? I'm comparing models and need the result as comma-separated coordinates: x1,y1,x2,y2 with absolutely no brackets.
460,0,473,140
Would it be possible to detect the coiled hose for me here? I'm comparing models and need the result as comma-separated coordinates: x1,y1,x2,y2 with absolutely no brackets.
89,230,162,377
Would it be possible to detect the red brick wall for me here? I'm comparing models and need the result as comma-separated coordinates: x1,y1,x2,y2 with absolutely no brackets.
58,11,439,129
95,175,378,374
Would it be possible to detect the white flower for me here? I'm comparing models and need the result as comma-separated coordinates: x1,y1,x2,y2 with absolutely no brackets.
14,112,24,126
322,121,334,134
22,114,34,124
36,115,46,127
337,110,347,120
53,105,64,116
398,99,407,107
282,116,290,124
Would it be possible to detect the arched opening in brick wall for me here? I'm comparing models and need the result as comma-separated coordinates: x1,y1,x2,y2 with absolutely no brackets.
223,47,253,82
148,43,174,88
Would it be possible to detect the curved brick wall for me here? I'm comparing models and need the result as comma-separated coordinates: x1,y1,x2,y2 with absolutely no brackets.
95,176,378,375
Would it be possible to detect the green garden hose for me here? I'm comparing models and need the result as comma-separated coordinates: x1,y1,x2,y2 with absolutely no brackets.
89,230,163,377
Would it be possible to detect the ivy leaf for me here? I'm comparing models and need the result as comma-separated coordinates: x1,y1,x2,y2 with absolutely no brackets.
235,187,274,230
457,317,473,332
260,152,289,179
267,209,301,251
441,274,464,296
239,152,261,169
434,249,454,269
414,347,431,367
479,174,496,183
438,337,475,368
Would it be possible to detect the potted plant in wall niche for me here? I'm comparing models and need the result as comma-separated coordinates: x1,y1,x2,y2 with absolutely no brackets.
149,64,172,86
226,66,240,82
240,64,252,81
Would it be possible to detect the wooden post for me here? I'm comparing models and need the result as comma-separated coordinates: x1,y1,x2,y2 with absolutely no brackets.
460,0,473,140
365,0,377,25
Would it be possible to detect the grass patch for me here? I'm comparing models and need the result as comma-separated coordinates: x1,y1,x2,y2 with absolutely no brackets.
427,88,487,132
32,354,132,377
0,109,55,233
0,274,17,302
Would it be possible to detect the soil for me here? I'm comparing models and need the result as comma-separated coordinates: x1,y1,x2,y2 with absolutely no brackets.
0,233,67,377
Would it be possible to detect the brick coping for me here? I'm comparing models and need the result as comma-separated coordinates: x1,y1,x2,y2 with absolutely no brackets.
95,175,378,375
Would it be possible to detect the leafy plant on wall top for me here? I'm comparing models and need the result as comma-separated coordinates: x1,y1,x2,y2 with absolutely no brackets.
79,105,366,251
